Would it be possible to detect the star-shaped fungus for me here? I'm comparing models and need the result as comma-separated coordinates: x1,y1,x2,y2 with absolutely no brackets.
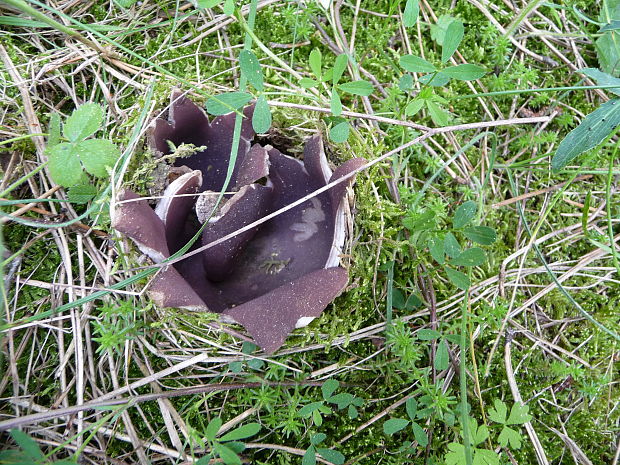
113,92,364,353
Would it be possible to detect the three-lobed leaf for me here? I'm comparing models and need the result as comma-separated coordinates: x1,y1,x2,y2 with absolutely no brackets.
498,426,523,449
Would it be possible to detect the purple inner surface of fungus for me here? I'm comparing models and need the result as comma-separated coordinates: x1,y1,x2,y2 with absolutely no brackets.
114,92,364,353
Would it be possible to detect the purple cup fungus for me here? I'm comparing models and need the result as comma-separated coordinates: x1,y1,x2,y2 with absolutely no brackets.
112,92,365,353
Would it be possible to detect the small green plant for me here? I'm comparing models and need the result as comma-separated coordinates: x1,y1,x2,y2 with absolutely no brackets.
46,104,120,200
302,433,345,465
487,399,532,449
92,300,143,355
445,417,499,465
298,379,363,426
383,397,430,447
228,341,265,373
205,49,271,134
404,200,497,290
194,418,261,465
398,16,487,125
300,48,374,143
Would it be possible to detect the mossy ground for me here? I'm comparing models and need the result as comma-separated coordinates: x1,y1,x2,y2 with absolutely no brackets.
1,0,619,464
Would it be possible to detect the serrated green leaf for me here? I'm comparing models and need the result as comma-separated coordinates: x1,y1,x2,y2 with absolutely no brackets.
206,92,252,115
506,402,532,425
383,418,409,435
329,121,349,142
411,422,428,446
444,267,470,290
444,442,465,465
300,78,319,88
475,448,501,465
48,112,61,147
488,399,508,424
552,98,620,171
302,447,317,465
223,0,234,15
417,328,441,340
47,143,83,187
449,247,486,267
64,103,103,142
435,339,449,371
444,232,462,258
76,139,120,178
470,419,490,446
332,54,349,85
316,448,345,465
441,20,464,63
9,429,44,461
252,95,271,134
580,68,620,96
309,48,322,79
205,417,222,441
219,422,260,442
213,443,241,465
442,64,486,81
498,425,523,449
403,0,419,27
338,80,373,96
426,100,449,126
322,379,339,400
330,89,342,116
453,200,477,228
399,55,436,73
68,184,98,204
463,226,496,245
239,50,263,91
405,98,425,117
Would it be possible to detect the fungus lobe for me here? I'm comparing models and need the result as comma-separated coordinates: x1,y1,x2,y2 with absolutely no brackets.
113,92,364,353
